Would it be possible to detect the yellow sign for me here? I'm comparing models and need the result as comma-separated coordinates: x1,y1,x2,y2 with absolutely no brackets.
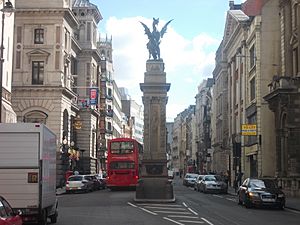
241,124,257,136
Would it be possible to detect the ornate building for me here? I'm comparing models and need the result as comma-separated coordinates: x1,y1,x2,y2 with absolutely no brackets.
264,0,300,197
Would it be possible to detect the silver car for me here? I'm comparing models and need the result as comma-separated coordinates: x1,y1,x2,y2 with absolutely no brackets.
199,175,228,193
66,175,94,193
183,173,199,187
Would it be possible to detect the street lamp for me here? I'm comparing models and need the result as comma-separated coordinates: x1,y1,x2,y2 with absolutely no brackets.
0,0,14,123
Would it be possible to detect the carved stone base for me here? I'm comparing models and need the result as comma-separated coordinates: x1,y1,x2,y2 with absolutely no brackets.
134,177,175,203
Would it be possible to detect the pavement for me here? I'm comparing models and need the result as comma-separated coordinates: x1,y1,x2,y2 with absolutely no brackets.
56,181,300,212
227,186,300,211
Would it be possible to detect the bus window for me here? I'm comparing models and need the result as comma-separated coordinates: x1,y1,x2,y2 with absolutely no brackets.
110,161,135,169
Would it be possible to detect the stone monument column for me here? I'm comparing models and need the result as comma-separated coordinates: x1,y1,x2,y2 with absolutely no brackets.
135,59,175,202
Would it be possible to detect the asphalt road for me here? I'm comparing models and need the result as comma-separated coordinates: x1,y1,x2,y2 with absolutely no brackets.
54,177,300,225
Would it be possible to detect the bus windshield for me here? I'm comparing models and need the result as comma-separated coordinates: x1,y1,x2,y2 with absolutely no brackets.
110,141,134,154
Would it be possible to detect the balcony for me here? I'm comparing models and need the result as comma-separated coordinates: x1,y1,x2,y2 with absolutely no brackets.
264,76,300,109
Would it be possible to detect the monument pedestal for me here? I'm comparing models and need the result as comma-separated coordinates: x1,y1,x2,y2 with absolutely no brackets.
135,59,175,203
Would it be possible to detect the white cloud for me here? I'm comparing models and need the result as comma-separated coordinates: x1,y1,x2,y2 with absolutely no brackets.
101,16,219,121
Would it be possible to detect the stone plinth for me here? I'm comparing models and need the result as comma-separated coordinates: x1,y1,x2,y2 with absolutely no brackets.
135,59,175,203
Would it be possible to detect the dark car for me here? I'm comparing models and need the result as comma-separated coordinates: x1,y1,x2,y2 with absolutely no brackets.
0,196,22,225
237,178,285,209
199,175,228,193
95,175,107,189
183,173,199,187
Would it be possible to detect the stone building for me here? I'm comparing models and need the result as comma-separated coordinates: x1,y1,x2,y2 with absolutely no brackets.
264,0,300,197
212,0,279,186
195,79,213,174
12,0,103,185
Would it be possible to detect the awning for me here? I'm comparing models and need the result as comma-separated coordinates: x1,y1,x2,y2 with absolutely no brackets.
1,101,17,123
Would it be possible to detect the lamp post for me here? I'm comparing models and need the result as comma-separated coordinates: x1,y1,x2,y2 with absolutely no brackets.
0,0,14,123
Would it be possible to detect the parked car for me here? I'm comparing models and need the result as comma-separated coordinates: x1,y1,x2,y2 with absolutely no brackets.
237,178,285,209
194,175,204,191
183,173,199,187
0,196,22,225
168,170,175,179
199,175,228,193
66,175,94,193
94,175,107,190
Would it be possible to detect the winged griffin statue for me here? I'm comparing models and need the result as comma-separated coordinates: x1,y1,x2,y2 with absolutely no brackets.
140,18,173,60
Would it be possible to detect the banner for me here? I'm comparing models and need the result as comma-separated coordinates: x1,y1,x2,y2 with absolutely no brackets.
89,88,98,105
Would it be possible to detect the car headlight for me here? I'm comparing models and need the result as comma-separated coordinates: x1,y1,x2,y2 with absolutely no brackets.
248,192,259,197
278,194,285,198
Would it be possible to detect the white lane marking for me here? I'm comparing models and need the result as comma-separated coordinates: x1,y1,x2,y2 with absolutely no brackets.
154,210,192,214
201,217,214,225
128,202,157,215
163,217,185,225
144,206,186,210
127,202,137,207
188,207,198,215
168,215,199,219
226,197,237,202
140,207,158,215
178,220,204,224
212,194,223,198
137,203,182,207
183,202,188,207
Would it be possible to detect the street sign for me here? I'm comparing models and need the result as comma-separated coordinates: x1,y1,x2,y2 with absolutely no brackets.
241,124,257,136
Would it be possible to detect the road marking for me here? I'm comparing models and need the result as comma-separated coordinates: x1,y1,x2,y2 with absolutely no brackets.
226,197,237,202
168,215,199,219
188,207,198,215
145,206,186,210
164,217,185,225
212,194,223,198
128,202,157,215
140,207,158,215
127,202,137,207
183,202,188,207
154,210,192,214
137,203,182,207
178,220,204,224
201,217,214,225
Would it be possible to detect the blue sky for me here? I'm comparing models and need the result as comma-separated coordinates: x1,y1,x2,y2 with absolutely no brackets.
94,0,245,121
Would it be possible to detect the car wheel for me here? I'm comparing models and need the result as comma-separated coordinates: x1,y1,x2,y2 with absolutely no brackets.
279,204,285,210
39,209,47,225
50,211,58,223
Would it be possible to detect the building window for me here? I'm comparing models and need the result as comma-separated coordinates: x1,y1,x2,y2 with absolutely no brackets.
34,29,44,44
249,45,256,69
32,61,44,85
250,77,255,101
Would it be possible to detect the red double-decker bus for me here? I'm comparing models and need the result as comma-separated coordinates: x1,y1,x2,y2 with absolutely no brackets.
106,138,143,189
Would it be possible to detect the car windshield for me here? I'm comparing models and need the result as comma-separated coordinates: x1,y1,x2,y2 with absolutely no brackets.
250,179,277,188
205,176,217,181
186,174,198,178
68,176,83,181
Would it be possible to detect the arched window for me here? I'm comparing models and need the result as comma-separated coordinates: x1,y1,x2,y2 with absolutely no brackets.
24,111,48,124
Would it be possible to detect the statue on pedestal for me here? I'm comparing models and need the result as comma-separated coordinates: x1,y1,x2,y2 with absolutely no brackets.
140,18,173,60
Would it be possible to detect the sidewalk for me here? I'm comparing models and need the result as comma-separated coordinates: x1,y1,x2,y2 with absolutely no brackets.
227,186,300,211
56,186,66,195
